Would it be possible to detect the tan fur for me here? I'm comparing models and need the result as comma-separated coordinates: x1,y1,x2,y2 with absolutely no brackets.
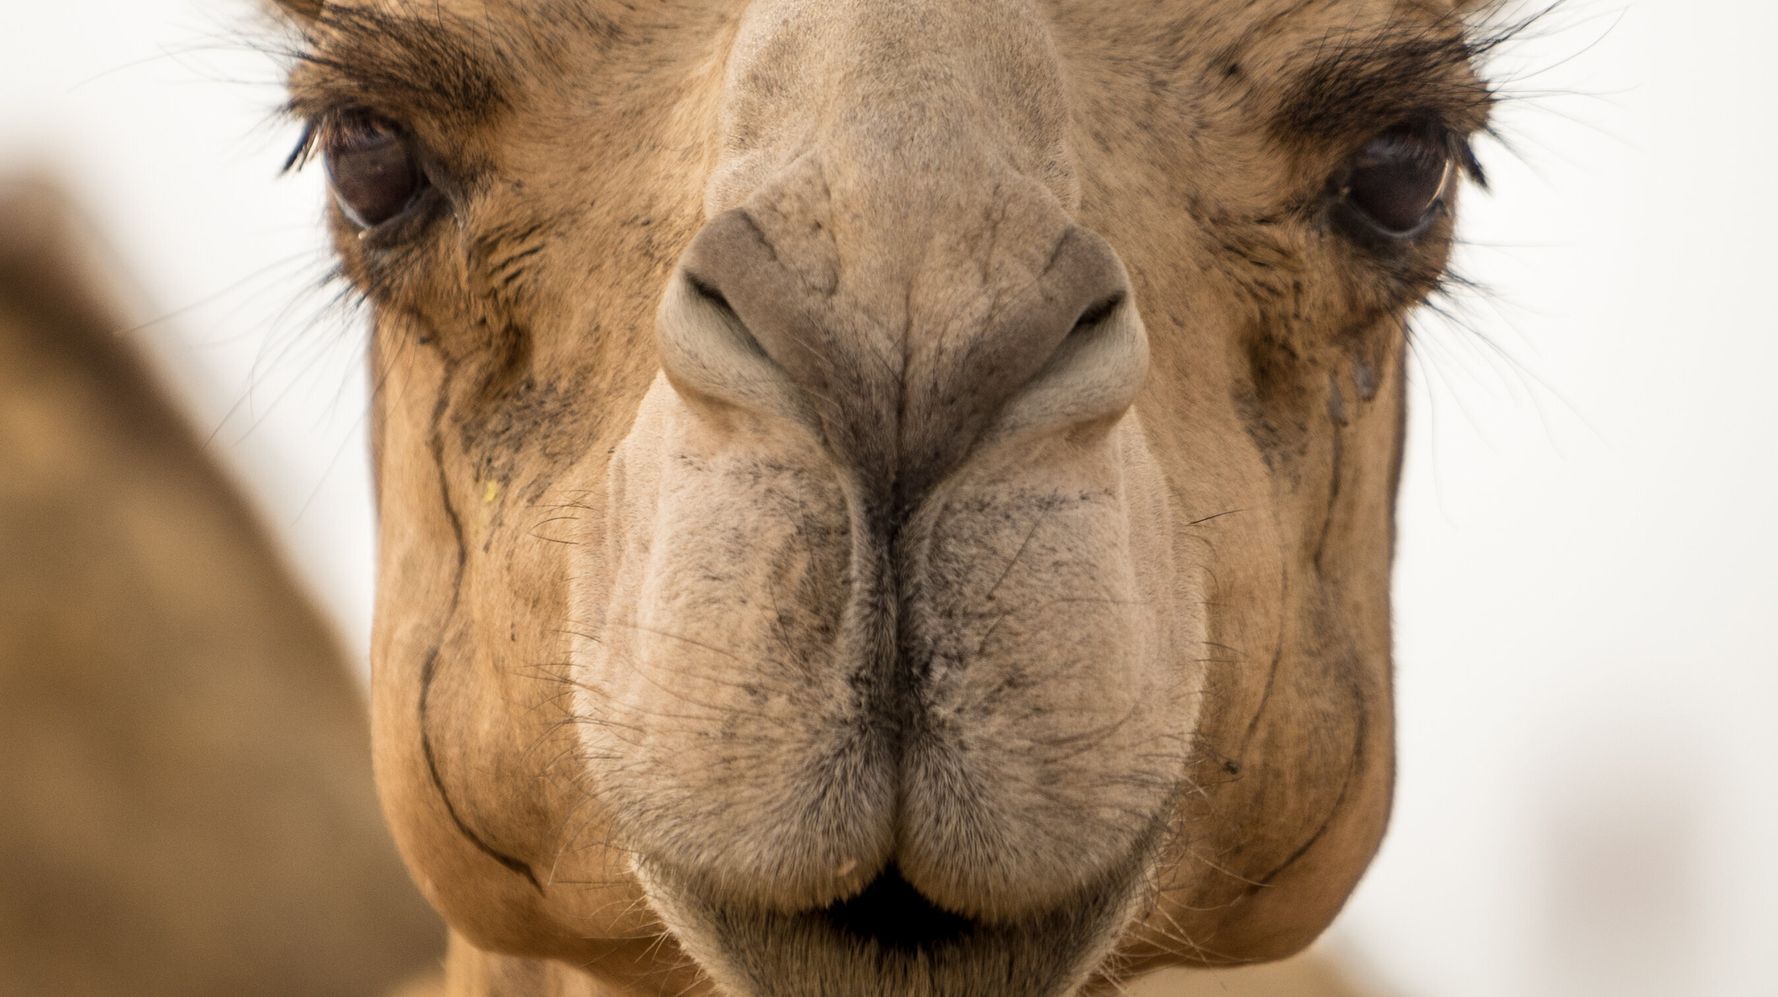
267,1,1493,992
0,179,444,995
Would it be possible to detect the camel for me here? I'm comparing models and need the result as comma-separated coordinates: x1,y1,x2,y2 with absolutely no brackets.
264,0,1502,993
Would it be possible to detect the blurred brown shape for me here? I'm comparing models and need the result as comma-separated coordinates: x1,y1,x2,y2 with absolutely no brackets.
0,177,443,996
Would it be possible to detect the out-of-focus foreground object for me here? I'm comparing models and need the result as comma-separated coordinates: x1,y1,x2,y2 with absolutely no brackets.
0,176,443,997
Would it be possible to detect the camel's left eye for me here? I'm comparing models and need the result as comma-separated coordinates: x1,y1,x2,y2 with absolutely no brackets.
321,112,427,229
1334,124,1455,238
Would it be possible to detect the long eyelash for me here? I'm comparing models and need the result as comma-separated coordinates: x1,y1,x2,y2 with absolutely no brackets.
282,117,321,175
1452,133,1487,191
1465,0,1600,179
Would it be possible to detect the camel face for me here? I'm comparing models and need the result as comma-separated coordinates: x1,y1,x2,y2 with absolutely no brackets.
277,0,1490,992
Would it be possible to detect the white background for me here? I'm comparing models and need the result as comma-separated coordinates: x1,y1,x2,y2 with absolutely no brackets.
3,2,1772,994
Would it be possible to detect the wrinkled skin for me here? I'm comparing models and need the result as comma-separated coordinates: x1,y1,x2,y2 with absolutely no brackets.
270,0,1494,993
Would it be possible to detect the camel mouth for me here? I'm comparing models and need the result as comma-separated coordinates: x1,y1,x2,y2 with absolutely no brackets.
639,856,1145,997
814,865,977,952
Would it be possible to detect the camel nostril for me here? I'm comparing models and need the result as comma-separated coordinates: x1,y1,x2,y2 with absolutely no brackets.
680,269,770,362
1069,293,1125,338
685,271,732,315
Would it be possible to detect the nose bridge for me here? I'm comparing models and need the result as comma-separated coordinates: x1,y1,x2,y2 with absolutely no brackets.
700,0,1088,362
709,0,1078,218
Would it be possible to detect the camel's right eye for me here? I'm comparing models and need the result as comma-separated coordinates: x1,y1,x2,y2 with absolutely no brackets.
321,112,428,230
1331,123,1458,240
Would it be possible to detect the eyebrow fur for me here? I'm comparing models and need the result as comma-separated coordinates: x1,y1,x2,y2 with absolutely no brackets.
1270,11,1541,172
282,5,519,124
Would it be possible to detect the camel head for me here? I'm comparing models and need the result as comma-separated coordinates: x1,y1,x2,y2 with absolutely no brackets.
270,0,1496,992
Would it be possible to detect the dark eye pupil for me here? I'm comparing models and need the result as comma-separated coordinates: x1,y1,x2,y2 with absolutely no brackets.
1342,126,1452,235
323,114,423,229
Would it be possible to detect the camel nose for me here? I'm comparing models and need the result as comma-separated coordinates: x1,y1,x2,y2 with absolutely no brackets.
660,206,1146,501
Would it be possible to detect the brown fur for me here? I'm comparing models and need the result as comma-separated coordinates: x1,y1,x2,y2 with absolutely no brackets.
264,1,1500,993
0,179,444,996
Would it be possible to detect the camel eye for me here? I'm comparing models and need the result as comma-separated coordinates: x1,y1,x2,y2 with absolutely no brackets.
321,112,426,229
1335,124,1455,238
